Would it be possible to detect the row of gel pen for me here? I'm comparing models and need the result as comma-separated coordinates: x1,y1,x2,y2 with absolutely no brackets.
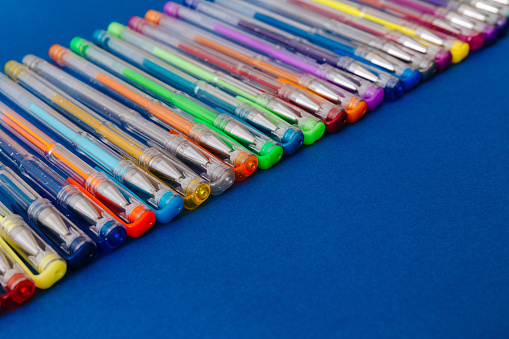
1,0,507,310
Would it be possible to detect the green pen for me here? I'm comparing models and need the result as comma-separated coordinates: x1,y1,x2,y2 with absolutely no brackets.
70,37,283,169
107,22,325,145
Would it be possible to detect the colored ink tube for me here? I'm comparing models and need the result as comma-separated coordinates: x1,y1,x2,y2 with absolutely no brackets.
350,0,501,44
0,161,96,269
0,238,35,308
107,23,332,140
0,129,126,253
69,38,284,169
0,100,156,237
0,202,66,289
308,0,470,62
23,56,235,195
163,3,379,94
0,73,183,220
144,12,377,117
127,17,349,131
6,62,207,210
48,46,260,175
94,30,308,149
183,0,428,86
232,0,451,73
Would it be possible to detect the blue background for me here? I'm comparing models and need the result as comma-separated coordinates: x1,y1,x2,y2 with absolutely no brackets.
0,0,508,337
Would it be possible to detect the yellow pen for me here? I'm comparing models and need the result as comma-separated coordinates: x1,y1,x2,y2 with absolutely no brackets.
310,0,469,62
0,201,66,289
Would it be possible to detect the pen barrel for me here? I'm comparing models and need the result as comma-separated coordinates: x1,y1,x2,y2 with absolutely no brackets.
0,167,39,211
0,131,65,199
45,144,92,186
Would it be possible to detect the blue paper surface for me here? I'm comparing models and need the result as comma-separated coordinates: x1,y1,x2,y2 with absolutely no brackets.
0,1,508,337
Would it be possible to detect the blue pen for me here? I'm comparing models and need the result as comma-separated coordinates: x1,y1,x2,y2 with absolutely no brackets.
178,0,427,87
93,30,305,153
0,129,126,253
0,162,96,269
0,73,183,223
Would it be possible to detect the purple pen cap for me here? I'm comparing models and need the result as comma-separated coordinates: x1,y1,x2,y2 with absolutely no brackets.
482,25,498,45
363,85,384,112
495,16,508,36
164,2,181,17
435,49,452,72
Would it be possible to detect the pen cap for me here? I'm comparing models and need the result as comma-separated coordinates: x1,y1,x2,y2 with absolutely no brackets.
0,202,66,288
0,243,35,308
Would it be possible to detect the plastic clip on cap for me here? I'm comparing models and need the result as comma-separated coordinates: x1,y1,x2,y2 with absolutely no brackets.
384,78,404,102
450,40,470,64
400,68,422,89
435,49,453,72
346,96,368,122
280,127,304,155
231,150,258,180
256,139,283,170
323,106,348,133
362,85,384,113
482,25,499,45
0,245,35,308
1,274,35,309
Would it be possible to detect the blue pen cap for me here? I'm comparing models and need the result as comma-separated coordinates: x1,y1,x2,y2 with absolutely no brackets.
95,167,184,224
100,219,127,250
383,77,404,102
399,68,422,91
